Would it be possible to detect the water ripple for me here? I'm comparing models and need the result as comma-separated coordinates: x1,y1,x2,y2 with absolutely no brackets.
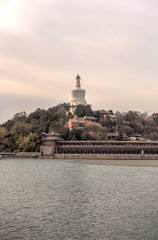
0,159,158,240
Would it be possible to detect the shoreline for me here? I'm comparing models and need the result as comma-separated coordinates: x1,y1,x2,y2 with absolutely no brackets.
71,159,158,167
1,153,158,167
42,154,158,160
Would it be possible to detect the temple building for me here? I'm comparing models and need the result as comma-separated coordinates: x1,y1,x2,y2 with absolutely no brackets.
68,116,97,130
69,74,87,114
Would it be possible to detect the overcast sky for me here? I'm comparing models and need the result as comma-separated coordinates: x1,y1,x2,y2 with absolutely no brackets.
0,0,158,123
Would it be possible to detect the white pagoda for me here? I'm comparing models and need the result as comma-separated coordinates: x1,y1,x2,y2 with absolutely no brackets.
69,74,87,114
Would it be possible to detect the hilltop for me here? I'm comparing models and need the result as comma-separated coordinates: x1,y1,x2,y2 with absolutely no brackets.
0,103,158,153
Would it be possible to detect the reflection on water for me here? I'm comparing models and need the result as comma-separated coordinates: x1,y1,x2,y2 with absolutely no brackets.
0,159,158,240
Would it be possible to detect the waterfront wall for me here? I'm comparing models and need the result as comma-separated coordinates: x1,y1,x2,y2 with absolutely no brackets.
1,152,158,159
40,154,158,160
0,152,40,158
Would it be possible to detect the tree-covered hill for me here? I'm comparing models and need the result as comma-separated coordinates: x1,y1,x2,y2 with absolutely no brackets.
1,103,158,153
0,104,72,152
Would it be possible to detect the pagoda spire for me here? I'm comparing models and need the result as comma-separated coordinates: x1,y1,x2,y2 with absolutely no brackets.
75,74,81,88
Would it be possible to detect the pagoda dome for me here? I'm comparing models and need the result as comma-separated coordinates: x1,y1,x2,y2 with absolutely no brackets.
69,74,87,106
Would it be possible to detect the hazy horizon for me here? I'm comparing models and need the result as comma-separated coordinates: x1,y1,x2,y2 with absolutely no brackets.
1,0,158,124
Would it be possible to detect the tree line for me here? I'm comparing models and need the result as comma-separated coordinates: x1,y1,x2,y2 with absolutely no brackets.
0,103,158,152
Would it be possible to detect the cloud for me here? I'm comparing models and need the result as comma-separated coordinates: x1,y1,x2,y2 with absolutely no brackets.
0,0,158,123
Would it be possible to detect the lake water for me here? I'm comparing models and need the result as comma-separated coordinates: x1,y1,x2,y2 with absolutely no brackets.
0,159,158,240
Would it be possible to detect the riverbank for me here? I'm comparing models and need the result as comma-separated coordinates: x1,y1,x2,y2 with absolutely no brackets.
71,159,158,167
50,154,158,160
0,152,40,158
2,152,158,160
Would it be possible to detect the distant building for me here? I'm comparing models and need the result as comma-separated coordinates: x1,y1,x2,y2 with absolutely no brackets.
68,116,97,130
106,132,129,141
130,134,143,141
69,74,88,114
84,116,97,122
99,110,115,121
68,117,86,130
106,133,118,141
